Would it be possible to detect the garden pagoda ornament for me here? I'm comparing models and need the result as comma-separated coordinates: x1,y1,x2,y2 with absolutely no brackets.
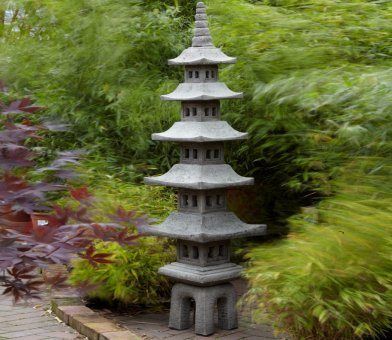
144,2,267,336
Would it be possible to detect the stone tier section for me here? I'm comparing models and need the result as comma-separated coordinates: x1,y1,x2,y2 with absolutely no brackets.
192,1,213,47
176,240,231,267
180,100,221,121
168,2,236,66
161,82,242,101
169,47,236,65
152,121,247,142
144,164,253,189
158,262,242,286
141,211,266,242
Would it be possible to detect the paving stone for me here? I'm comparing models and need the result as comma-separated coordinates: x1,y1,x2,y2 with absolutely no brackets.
7,316,49,326
59,305,96,317
217,332,248,340
99,330,140,340
111,311,284,340
166,332,195,340
0,287,81,340
244,327,278,338
42,331,81,339
56,305,96,325
12,335,49,340
244,334,276,340
0,322,54,334
68,314,125,340
0,328,52,338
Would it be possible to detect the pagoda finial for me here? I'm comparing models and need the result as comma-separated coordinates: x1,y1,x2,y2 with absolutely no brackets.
192,2,214,47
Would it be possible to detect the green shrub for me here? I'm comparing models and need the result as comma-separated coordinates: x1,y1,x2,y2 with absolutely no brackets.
244,158,392,339
66,168,176,307
80,162,176,220
70,238,175,306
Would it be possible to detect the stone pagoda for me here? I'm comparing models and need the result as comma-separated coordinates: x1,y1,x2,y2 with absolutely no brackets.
144,2,267,336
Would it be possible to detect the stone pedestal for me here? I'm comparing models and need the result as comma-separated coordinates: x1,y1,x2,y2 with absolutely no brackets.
144,1,267,335
169,283,237,336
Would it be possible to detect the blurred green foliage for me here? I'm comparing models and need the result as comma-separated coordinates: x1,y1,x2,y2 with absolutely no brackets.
244,158,392,339
1,0,391,224
67,170,176,307
70,238,175,307
0,0,195,180
208,0,391,209
1,0,391,336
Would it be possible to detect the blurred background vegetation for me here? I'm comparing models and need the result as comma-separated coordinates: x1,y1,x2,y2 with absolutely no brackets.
0,0,391,338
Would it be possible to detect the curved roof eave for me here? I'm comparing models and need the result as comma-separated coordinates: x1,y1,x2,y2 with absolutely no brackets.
144,164,254,189
168,47,237,66
161,82,243,101
152,121,248,142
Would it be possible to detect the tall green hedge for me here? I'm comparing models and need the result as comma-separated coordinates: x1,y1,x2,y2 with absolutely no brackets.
1,0,390,223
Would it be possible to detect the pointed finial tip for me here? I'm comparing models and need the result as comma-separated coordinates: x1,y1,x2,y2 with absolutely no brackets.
192,1,213,47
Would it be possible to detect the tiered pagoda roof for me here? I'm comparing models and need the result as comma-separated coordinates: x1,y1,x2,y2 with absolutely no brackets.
144,0,266,241
144,164,253,189
140,211,267,242
167,1,236,66
161,82,242,101
168,47,236,66
152,121,248,142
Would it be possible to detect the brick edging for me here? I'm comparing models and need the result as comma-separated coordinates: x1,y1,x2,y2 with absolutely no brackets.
51,297,140,340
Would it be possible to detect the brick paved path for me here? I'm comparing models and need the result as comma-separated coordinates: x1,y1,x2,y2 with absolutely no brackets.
0,289,83,340
94,280,287,340
108,310,283,339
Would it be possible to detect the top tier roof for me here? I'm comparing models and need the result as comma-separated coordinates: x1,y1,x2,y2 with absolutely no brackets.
168,2,236,66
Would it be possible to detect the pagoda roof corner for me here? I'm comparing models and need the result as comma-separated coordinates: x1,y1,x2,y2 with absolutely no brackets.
161,82,243,101
152,121,248,142
144,164,254,189
168,47,237,66
141,211,267,242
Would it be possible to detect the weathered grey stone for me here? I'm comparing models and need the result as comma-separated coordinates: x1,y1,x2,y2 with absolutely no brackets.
168,47,236,65
143,1,267,336
176,240,230,267
152,121,248,142
192,2,213,48
141,211,267,242
161,82,243,101
185,65,219,83
159,262,242,286
144,164,253,189
169,283,237,336
179,142,225,165
177,189,227,212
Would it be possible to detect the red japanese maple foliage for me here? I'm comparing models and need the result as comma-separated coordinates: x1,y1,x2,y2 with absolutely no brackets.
0,88,146,302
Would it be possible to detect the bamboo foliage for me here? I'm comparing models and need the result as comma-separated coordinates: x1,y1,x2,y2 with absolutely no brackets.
244,158,392,339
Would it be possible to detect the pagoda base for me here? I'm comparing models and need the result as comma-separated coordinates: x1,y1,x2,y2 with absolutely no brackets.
169,282,238,336
159,262,242,286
